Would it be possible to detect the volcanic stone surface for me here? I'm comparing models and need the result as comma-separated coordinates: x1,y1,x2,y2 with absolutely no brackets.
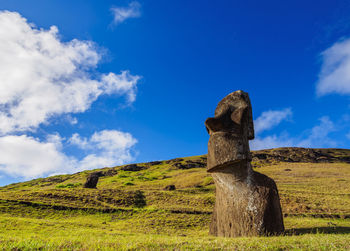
205,90,284,237
83,172,101,188
120,164,146,172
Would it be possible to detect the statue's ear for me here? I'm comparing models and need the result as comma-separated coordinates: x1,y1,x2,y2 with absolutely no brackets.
230,107,246,125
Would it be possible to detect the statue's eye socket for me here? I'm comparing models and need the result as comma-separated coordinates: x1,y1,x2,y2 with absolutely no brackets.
231,107,246,125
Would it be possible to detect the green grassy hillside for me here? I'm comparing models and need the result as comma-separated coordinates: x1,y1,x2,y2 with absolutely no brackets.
0,147,349,250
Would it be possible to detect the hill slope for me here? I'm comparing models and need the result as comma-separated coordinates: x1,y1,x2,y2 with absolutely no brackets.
0,147,349,250
1,147,349,216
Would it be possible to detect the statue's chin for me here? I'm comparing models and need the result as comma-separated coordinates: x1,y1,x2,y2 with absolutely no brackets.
207,160,246,173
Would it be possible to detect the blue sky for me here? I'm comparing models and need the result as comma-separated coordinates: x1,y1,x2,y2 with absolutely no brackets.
1,0,350,185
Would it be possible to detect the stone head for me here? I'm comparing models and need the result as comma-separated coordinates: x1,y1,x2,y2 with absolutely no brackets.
205,90,254,172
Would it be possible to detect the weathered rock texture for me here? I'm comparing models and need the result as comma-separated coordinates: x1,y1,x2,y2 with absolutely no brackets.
205,90,284,237
164,185,176,191
121,164,146,171
84,172,101,188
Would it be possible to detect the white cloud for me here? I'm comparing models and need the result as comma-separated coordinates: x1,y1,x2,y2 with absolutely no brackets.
0,11,140,135
250,116,336,150
0,135,72,179
90,130,137,151
66,115,78,125
73,130,137,170
0,11,140,180
69,133,89,149
101,72,139,103
316,38,350,96
111,1,141,26
0,130,137,179
70,130,137,152
254,108,292,134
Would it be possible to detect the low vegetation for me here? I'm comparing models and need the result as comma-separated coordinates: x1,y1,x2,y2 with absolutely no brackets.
0,147,349,250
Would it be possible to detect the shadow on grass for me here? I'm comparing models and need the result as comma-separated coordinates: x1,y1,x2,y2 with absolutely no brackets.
286,226,350,235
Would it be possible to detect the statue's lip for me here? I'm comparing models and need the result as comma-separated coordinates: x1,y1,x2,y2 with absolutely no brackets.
207,160,244,173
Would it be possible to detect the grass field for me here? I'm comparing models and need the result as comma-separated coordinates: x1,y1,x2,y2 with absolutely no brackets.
0,148,349,250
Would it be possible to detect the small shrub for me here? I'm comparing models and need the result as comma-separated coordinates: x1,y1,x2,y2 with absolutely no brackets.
124,182,134,186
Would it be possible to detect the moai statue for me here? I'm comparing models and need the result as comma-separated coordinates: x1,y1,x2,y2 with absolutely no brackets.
205,90,284,237
84,172,102,188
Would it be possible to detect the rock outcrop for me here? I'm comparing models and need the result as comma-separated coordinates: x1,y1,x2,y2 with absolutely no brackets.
251,147,350,166
164,185,176,191
205,90,284,237
121,164,146,171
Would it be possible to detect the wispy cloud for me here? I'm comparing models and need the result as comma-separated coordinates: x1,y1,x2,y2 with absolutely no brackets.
254,108,292,134
316,38,350,96
297,116,336,147
251,115,337,150
250,134,294,150
111,1,141,26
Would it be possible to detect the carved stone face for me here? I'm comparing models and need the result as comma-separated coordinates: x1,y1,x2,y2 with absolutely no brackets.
205,90,254,172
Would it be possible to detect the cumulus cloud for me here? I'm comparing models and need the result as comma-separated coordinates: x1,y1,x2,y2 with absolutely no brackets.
0,11,140,135
0,130,137,179
70,130,137,170
254,108,292,134
111,1,141,26
0,11,141,181
316,38,350,96
101,72,139,103
0,135,72,179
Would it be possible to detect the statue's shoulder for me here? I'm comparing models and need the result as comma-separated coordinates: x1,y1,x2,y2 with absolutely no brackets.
252,171,278,190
